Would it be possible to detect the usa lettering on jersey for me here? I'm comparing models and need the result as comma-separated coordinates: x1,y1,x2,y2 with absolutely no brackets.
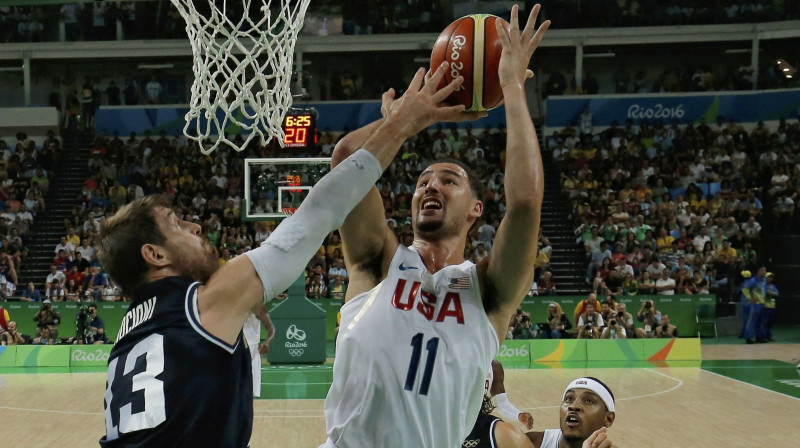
390,278,465,324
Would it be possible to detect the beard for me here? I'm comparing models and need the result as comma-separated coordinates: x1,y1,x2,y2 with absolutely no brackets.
173,239,219,283
415,218,444,233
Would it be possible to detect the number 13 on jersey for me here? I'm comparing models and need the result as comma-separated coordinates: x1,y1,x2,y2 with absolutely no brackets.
404,333,440,396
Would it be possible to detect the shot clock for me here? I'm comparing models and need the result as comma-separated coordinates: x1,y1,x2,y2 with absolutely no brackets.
282,113,316,149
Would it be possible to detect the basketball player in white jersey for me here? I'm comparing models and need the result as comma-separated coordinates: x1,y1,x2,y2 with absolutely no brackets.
243,303,275,397
98,59,474,447
323,5,549,447
483,377,617,448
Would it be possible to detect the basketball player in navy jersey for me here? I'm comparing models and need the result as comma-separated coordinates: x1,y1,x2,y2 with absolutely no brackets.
97,60,478,447
323,5,548,448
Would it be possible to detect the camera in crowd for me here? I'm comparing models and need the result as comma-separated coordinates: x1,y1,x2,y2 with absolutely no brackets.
609,319,617,327
644,300,653,309
75,306,92,343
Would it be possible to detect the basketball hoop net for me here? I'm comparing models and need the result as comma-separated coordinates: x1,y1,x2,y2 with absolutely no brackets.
281,206,298,216
171,0,311,154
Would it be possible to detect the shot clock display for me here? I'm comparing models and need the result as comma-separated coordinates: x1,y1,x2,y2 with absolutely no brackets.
282,113,316,148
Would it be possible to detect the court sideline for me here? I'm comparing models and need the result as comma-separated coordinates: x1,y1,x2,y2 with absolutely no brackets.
1,343,798,447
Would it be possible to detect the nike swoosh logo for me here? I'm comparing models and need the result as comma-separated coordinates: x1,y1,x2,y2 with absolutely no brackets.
399,262,418,271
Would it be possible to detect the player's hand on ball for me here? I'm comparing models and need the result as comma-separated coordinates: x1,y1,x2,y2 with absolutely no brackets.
518,411,534,430
495,4,550,90
383,62,487,135
582,427,617,448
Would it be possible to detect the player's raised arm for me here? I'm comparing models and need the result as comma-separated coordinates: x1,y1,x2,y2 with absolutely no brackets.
482,4,549,338
331,113,395,295
199,62,480,343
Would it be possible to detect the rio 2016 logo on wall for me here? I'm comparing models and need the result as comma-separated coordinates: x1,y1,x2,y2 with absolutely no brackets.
627,103,685,120
497,343,529,359
285,324,308,356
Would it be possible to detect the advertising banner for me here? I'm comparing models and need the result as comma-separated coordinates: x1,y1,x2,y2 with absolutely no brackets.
70,345,113,367
496,340,531,367
545,88,800,129
95,101,507,136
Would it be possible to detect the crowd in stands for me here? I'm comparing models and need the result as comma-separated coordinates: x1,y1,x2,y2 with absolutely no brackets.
551,113,798,305
508,293,679,340
3,1,798,43
3,120,534,305
0,131,57,297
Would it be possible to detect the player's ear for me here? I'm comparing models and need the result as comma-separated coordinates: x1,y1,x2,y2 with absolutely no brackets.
605,411,615,428
470,199,483,220
141,243,170,269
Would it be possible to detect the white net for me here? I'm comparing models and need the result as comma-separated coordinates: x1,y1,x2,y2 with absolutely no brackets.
171,0,311,154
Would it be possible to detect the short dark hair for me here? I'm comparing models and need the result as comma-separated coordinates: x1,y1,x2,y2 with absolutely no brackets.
428,159,486,203
98,195,170,298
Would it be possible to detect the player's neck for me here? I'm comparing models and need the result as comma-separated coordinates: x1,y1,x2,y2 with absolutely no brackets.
557,434,583,448
411,236,466,274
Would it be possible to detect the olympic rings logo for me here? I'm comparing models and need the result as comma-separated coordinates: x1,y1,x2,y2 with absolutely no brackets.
286,324,307,341
288,349,305,357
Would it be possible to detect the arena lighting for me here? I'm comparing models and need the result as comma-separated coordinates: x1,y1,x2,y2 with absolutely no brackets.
137,63,174,69
584,52,616,58
776,58,796,78
724,48,751,54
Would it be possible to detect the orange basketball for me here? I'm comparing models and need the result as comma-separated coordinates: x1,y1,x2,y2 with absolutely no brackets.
430,14,507,112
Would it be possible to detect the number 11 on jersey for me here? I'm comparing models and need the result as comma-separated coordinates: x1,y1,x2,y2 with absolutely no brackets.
404,333,439,396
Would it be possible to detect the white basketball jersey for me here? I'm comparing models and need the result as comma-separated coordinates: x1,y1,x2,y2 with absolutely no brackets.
243,313,262,397
324,246,499,448
539,429,561,448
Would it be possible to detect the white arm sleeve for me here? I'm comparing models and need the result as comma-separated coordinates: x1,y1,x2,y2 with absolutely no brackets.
494,393,522,421
245,149,382,300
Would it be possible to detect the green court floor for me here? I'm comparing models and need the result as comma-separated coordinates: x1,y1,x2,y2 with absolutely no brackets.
701,359,800,399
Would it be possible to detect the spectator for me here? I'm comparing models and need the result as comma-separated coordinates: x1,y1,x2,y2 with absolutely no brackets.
545,302,571,339
145,75,162,104
84,303,107,344
573,292,598,326
615,303,635,337
33,299,60,340
654,314,679,338
538,270,556,295
20,281,43,302
513,315,537,340
54,236,75,260
635,299,661,338
577,301,603,339
655,268,676,295
84,266,107,301
45,264,66,286
600,313,627,339
44,281,66,302
0,320,25,345
34,326,56,345
53,249,71,272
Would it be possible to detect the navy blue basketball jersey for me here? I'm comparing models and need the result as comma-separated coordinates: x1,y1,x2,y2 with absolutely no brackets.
462,413,501,448
100,277,252,448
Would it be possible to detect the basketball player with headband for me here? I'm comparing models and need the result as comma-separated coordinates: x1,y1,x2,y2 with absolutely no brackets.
323,5,549,448
464,377,618,448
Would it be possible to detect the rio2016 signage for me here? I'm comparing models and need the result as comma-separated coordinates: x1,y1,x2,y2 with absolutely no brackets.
545,88,800,130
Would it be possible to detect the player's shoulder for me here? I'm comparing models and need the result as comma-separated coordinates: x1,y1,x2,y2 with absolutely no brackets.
494,421,534,448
